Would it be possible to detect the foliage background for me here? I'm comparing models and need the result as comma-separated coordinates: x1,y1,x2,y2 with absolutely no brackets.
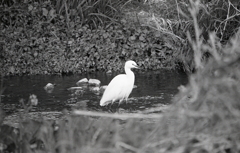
0,0,180,76
1,0,240,75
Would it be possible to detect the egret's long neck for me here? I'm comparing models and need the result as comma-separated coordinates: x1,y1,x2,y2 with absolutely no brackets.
125,67,135,83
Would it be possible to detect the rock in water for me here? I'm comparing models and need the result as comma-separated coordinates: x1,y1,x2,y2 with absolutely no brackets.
76,78,88,86
88,79,101,86
44,83,54,93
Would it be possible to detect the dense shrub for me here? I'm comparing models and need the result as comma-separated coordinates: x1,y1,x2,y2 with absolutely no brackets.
0,0,180,75
1,0,240,75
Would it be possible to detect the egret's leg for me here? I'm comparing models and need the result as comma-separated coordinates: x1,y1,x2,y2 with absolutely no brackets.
110,99,115,109
118,99,124,106
125,98,128,104
112,99,115,104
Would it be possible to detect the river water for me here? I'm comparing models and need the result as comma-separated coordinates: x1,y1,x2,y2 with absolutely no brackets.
1,70,188,114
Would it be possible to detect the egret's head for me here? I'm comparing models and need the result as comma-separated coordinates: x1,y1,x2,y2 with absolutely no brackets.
125,60,139,69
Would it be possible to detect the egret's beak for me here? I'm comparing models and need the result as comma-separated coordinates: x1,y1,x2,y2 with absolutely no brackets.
134,64,140,69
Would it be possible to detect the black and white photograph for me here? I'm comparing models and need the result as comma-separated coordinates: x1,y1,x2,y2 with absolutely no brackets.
0,0,240,152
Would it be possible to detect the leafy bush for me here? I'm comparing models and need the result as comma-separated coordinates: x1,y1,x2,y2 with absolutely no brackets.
1,0,240,75
0,0,180,76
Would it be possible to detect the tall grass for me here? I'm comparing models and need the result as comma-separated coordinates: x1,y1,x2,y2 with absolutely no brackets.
54,0,127,28
139,0,240,72
0,0,128,29
0,75,5,126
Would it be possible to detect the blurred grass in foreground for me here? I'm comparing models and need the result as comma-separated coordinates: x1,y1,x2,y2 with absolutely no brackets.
1,0,240,152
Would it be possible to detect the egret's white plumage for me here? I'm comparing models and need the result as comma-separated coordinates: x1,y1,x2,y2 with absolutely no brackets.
100,60,139,106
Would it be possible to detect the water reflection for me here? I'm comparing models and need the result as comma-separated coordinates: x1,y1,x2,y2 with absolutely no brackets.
2,70,188,113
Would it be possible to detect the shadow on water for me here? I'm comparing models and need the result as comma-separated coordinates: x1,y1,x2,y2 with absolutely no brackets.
1,70,188,114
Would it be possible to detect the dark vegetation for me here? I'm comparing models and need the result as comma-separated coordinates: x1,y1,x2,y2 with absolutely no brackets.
1,0,239,75
0,0,180,75
1,0,240,152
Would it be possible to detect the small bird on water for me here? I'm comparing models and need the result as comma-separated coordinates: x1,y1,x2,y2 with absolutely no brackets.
100,60,139,106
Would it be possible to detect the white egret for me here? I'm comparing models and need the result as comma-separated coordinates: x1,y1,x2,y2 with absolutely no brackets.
100,60,139,106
